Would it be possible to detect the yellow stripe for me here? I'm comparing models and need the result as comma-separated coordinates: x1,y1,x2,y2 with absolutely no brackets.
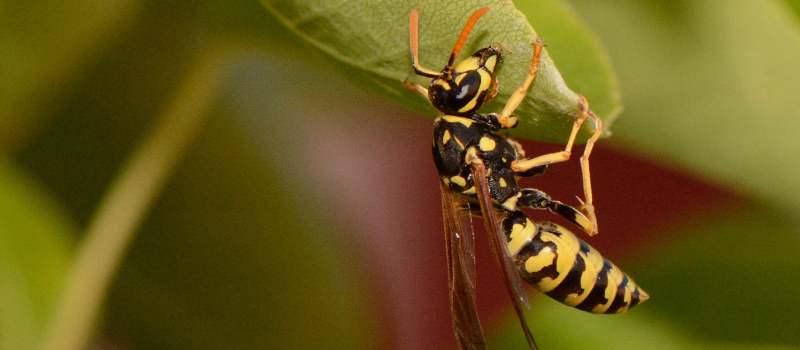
583,245,605,273
458,96,479,113
454,72,467,86
501,193,520,211
536,225,580,292
593,264,624,313
484,55,497,72
563,252,598,306
442,130,452,145
524,248,556,273
477,69,492,93
433,79,451,90
507,218,535,256
568,245,603,306
454,57,480,73
442,115,473,127
614,282,635,314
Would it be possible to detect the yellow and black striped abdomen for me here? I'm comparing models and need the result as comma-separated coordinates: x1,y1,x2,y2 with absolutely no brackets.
503,212,649,314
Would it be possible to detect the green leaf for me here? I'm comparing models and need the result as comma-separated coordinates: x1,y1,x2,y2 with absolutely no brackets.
0,160,74,350
573,0,800,214
262,0,621,142
0,0,134,151
514,0,621,133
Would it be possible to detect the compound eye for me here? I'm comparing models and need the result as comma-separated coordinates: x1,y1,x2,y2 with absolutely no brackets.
453,71,482,102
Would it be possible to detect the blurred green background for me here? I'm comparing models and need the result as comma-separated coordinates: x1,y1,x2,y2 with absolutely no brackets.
2,1,800,349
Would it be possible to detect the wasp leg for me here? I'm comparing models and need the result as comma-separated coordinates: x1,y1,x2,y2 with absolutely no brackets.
494,39,545,129
511,97,589,172
510,96,601,236
578,109,603,235
517,164,549,177
402,79,430,101
518,188,595,236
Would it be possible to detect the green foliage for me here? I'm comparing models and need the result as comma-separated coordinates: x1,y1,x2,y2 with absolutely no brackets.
0,161,73,350
575,0,800,215
785,0,800,18
0,0,133,150
637,206,800,345
105,115,372,349
262,0,621,142
16,43,374,348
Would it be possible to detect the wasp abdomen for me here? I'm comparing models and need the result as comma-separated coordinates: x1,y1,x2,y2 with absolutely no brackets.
503,211,648,314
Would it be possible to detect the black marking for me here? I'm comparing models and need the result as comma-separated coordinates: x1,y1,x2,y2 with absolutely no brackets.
579,241,592,255
502,211,528,241
518,188,551,209
517,234,559,283
537,221,560,235
488,167,519,202
630,288,642,308
552,202,580,222
546,253,586,303
576,260,613,312
605,276,630,314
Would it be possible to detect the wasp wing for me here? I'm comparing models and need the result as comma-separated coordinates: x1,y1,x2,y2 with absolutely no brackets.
440,181,486,350
470,162,539,350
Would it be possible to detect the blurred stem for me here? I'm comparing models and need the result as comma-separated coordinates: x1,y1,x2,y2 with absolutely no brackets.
39,47,230,350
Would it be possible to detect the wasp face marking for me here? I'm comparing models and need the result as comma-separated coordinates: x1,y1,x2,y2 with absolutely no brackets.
428,47,501,116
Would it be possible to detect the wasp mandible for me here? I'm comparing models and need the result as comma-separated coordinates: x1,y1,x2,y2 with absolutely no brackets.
403,7,649,350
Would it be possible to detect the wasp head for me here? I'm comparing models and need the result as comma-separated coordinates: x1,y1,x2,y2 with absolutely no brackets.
428,46,501,116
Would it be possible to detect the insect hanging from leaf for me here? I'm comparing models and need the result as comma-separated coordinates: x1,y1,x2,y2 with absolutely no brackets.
403,7,649,350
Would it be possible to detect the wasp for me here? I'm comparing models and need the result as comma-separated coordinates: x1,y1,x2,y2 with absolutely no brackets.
403,7,649,350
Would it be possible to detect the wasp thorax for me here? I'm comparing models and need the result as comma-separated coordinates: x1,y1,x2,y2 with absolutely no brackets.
428,47,501,116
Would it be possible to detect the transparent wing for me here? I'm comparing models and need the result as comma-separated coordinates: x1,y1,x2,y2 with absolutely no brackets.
440,181,486,350
470,162,539,350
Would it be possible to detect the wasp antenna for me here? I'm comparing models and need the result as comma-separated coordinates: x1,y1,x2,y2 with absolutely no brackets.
447,7,490,68
409,9,421,65
409,8,442,78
